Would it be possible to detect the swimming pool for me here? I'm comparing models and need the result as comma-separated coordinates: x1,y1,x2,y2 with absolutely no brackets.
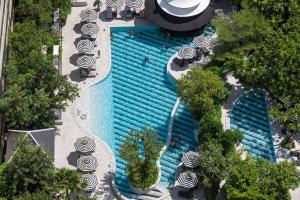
89,26,212,198
230,91,276,162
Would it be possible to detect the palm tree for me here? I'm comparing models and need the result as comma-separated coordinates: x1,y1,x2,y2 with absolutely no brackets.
53,168,85,199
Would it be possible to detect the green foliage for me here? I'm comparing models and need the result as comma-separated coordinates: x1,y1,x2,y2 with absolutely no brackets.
212,7,272,59
14,0,72,27
53,168,84,199
176,68,228,120
1,135,54,197
0,1,78,129
280,136,295,150
198,108,243,154
212,0,300,134
13,192,53,200
51,0,72,24
197,141,238,200
119,127,163,189
14,0,53,27
0,51,78,129
225,157,299,200
243,0,300,27
0,135,84,199
8,21,58,63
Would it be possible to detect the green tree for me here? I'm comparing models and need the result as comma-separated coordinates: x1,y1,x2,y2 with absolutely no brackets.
14,0,53,27
225,157,299,200
225,32,300,134
13,192,53,200
7,21,58,64
198,108,243,154
177,68,228,120
2,134,54,197
197,141,235,200
53,168,85,199
0,51,78,129
212,7,272,59
243,0,300,27
119,127,163,189
212,1,300,137
51,0,72,24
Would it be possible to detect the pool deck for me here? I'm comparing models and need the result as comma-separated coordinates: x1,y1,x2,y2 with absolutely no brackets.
56,1,300,199
56,0,150,199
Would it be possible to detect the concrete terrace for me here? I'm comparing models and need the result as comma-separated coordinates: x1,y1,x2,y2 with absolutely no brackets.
55,0,300,199
56,0,149,199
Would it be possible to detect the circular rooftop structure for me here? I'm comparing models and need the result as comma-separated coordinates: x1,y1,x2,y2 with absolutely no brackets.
145,0,217,32
157,0,210,17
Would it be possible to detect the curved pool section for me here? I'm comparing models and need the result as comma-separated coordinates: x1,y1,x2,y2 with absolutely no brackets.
89,26,209,198
230,91,276,162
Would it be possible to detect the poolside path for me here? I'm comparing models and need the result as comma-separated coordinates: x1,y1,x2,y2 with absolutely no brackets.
55,0,150,199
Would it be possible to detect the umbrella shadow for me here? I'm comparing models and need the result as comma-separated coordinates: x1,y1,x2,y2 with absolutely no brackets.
74,22,83,34
67,151,79,167
69,68,87,82
94,171,116,200
69,53,79,66
74,37,82,48
99,10,114,22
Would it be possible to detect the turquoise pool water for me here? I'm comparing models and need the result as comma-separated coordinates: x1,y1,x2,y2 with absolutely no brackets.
90,26,213,197
230,91,276,162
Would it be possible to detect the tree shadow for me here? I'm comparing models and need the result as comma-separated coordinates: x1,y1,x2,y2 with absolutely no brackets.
94,171,116,200
67,151,79,167
69,68,87,82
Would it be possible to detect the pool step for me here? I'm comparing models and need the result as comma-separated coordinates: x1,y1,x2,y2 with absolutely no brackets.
230,91,275,162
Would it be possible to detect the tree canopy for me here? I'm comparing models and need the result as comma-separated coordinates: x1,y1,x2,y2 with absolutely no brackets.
0,0,78,129
225,157,299,200
0,135,84,199
0,135,54,197
176,68,228,120
119,127,163,189
212,0,300,134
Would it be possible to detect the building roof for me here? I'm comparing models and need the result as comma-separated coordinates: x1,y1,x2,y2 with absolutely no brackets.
157,0,210,17
145,0,215,32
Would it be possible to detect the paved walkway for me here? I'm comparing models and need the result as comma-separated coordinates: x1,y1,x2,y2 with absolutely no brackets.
55,1,150,199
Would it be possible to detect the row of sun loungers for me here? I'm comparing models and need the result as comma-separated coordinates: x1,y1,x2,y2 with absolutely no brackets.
106,6,144,20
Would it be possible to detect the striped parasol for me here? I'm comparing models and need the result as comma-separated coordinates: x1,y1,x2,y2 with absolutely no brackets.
80,9,97,22
74,136,96,154
76,55,95,69
182,151,200,168
177,171,198,188
178,46,197,60
76,40,95,53
193,36,211,49
125,0,143,9
106,0,123,8
81,23,99,35
77,155,98,172
81,174,98,191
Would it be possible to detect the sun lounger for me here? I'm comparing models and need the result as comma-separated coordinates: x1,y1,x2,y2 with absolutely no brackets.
106,6,113,19
124,6,133,18
173,57,184,67
72,1,88,7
